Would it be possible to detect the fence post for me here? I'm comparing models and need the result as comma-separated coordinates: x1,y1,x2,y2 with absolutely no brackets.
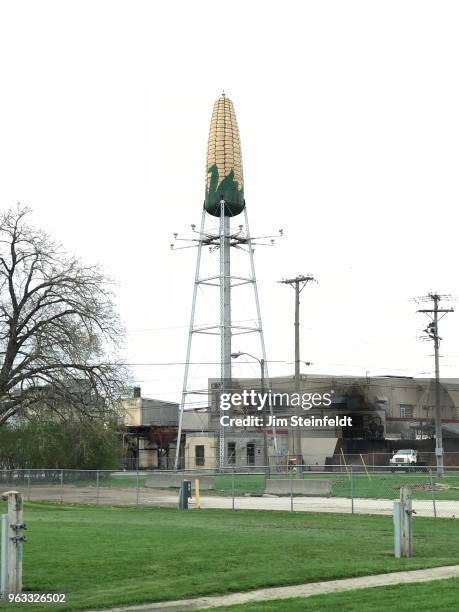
60,469,64,504
26,472,30,503
350,466,354,514
1,513,8,597
231,467,235,511
1,491,25,595
400,486,413,557
96,471,100,506
136,467,140,507
393,500,402,558
290,477,293,512
429,469,437,518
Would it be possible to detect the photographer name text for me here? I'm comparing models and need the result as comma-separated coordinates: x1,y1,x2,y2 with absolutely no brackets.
220,415,353,428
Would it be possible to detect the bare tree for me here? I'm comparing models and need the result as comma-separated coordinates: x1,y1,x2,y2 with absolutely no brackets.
0,206,128,425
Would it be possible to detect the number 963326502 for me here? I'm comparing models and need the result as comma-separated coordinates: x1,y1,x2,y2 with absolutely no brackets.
7,593,66,604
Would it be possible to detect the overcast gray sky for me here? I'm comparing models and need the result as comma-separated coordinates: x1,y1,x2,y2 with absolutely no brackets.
1,1,459,403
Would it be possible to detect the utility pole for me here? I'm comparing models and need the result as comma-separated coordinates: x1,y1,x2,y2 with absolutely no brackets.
279,275,316,466
417,293,454,477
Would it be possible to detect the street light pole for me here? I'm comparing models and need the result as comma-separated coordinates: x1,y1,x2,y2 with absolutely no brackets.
231,351,269,475
260,357,269,477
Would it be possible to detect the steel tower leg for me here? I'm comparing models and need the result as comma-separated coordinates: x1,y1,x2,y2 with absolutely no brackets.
219,200,231,469
174,209,206,471
244,208,278,458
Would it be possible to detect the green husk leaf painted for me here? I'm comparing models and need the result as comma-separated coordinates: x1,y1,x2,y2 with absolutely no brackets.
204,165,245,217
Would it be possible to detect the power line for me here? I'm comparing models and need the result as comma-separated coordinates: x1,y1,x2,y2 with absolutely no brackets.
122,360,285,366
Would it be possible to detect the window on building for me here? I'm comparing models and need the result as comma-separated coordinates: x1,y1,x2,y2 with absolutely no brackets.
195,445,205,466
400,404,414,418
247,443,255,465
227,442,236,464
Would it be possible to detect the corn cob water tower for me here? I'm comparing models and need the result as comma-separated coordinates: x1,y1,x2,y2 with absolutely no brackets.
172,94,281,470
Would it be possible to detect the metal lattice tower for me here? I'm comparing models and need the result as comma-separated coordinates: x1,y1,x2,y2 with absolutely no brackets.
172,94,281,470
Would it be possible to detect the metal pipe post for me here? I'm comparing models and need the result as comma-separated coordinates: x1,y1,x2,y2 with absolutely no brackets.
244,208,278,457
1,491,25,595
1,514,8,597
429,469,437,518
174,210,206,471
261,358,269,476
174,210,207,471
350,466,354,514
219,201,231,469
393,501,402,558
400,486,413,558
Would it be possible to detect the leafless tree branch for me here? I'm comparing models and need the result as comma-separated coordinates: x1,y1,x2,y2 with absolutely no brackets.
0,205,129,425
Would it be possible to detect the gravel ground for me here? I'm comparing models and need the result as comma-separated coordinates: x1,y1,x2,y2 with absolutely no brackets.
6,485,459,517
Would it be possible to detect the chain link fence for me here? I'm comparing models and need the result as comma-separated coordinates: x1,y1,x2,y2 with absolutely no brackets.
123,450,459,471
1,466,458,518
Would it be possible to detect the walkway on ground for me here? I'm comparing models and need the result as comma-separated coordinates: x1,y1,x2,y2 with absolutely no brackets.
94,565,459,611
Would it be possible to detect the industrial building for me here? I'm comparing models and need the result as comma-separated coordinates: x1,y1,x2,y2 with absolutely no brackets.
121,387,178,469
178,374,459,470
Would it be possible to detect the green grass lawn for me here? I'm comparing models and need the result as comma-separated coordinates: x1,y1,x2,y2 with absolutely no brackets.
214,578,459,611
1,503,459,610
212,472,459,500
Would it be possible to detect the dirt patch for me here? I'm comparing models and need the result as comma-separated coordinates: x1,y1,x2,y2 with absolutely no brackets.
409,483,459,492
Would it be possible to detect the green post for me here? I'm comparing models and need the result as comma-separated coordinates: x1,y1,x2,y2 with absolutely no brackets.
178,480,191,510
